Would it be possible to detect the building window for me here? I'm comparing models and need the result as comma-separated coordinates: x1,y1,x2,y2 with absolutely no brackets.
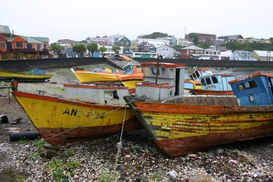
0,42,6,49
16,42,24,48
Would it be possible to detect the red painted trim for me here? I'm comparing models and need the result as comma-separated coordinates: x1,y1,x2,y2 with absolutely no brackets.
229,72,273,84
134,101,273,114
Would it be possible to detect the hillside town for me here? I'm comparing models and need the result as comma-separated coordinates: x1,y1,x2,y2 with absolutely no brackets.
0,25,272,61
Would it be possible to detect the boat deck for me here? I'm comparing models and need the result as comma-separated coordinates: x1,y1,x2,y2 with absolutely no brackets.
163,95,239,106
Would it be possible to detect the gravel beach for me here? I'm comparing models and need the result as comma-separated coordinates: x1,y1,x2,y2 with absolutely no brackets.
0,64,273,182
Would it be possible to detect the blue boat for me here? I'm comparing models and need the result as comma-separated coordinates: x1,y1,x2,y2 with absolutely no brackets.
191,74,235,95
229,72,273,106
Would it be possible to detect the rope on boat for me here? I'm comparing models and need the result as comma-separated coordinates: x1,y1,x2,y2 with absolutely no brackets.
114,105,127,171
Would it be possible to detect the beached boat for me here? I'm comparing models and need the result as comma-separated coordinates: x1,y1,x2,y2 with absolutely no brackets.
124,62,273,157
184,67,212,90
190,74,235,95
71,63,143,90
12,82,140,145
0,69,52,82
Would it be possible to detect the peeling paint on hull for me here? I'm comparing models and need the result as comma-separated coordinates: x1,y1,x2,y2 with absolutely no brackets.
13,91,140,145
124,96,273,157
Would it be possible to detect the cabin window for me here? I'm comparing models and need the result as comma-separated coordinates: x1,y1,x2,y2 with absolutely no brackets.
195,71,200,78
212,76,218,83
206,78,212,85
237,81,257,91
162,68,166,75
151,67,157,75
201,79,206,86
192,73,197,79
104,90,119,100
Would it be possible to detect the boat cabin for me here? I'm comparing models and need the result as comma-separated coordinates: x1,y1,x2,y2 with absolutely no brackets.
200,74,235,91
229,72,273,106
64,83,130,105
189,67,213,81
135,62,185,100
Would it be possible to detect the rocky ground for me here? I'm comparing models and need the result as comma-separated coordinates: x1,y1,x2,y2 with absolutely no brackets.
0,65,273,182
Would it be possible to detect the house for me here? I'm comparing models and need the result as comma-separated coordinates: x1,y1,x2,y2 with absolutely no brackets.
0,25,11,36
220,50,233,60
86,36,108,45
186,33,216,44
114,36,131,52
179,45,204,59
136,37,170,46
233,51,252,61
217,35,244,43
57,39,78,47
156,45,177,59
0,25,50,60
107,34,125,46
203,46,221,60
252,50,273,61
177,38,194,47
0,34,7,60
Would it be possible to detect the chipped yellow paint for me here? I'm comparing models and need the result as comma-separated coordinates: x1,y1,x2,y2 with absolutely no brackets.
15,95,133,129
143,112,273,141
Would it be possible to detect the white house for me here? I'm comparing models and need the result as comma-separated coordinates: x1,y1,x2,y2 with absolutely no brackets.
156,45,177,59
220,50,233,60
252,50,273,61
137,38,170,46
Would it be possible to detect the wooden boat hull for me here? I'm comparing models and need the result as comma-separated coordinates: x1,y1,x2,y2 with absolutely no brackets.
13,92,140,145
0,71,52,82
124,96,273,157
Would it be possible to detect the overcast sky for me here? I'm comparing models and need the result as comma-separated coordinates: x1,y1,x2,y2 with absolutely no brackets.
2,0,273,43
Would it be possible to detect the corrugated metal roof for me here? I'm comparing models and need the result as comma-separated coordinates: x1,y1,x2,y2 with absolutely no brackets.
30,37,49,43
254,50,273,57
0,25,11,34
22,36,43,44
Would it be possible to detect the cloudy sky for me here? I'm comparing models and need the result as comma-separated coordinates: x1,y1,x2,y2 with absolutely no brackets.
2,0,273,43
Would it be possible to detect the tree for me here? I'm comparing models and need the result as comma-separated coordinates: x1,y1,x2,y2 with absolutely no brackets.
72,44,86,57
87,43,98,57
112,45,121,54
142,32,168,39
188,33,199,45
99,46,107,57
50,43,64,55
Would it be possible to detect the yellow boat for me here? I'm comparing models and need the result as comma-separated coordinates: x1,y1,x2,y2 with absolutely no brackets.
0,71,52,82
71,64,143,90
12,82,140,145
